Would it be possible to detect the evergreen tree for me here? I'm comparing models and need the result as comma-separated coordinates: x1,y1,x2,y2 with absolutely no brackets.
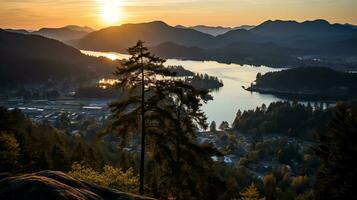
210,121,217,132
232,110,242,128
110,40,173,195
256,72,262,80
240,183,266,200
219,121,230,130
110,41,223,199
314,103,357,200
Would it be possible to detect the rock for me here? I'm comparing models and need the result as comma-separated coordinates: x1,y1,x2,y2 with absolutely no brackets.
0,170,154,200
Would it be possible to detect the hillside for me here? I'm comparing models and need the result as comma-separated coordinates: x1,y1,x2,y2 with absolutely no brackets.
0,171,153,200
0,29,83,61
150,41,298,67
248,67,357,100
150,42,207,59
0,30,116,85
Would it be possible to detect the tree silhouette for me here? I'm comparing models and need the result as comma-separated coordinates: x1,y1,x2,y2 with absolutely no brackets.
110,41,222,198
210,121,217,132
110,40,173,195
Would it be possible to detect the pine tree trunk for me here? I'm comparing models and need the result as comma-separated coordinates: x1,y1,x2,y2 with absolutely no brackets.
175,104,182,197
139,57,145,195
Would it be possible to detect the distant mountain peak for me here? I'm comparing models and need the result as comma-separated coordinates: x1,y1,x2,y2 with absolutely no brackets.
259,19,331,27
141,20,169,27
259,19,299,26
302,19,330,26
64,25,94,33
175,25,187,29
119,21,170,29
32,25,91,42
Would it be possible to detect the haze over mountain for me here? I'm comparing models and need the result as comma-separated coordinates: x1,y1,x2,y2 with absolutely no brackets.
64,25,94,33
4,25,94,43
0,29,114,85
175,25,255,36
32,25,93,43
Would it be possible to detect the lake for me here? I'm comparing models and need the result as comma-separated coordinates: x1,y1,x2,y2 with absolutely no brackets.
81,50,284,125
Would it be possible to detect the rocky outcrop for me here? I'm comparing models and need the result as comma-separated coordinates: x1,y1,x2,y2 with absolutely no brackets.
0,170,154,200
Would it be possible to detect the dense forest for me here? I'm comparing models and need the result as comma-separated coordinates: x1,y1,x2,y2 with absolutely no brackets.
0,107,134,173
232,101,334,140
248,67,357,100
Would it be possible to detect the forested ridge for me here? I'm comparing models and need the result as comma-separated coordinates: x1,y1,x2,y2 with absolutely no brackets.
249,67,357,100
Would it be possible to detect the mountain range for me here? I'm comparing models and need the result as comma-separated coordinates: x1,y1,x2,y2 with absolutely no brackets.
2,19,357,75
74,19,357,68
5,25,94,43
175,25,255,36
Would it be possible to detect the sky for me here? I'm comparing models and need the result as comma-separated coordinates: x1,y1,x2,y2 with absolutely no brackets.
0,0,356,30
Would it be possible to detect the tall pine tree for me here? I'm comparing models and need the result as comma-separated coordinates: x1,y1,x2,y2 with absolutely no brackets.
110,41,223,198
110,40,174,195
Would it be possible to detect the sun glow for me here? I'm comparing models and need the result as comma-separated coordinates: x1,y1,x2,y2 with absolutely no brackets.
100,0,122,25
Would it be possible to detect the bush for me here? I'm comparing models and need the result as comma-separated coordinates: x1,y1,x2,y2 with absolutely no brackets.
69,163,139,193
0,131,20,172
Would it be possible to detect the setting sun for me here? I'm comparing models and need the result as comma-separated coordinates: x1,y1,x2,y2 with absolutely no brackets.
100,0,122,25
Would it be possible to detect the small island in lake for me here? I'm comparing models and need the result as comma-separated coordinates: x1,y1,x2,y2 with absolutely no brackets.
246,67,357,100
166,65,195,76
185,73,224,91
